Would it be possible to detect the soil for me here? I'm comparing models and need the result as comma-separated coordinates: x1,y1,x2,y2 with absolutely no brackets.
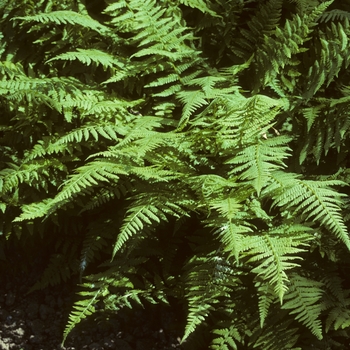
0,270,185,350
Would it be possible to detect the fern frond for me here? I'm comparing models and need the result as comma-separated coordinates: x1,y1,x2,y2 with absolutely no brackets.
250,317,300,350
62,284,106,345
80,184,129,212
112,203,163,256
177,90,208,127
271,176,350,250
113,191,190,257
28,253,78,293
243,224,312,302
254,1,333,90
211,325,242,350
320,9,350,23
322,273,350,332
13,200,52,222
227,136,291,195
14,160,129,221
179,0,218,16
15,11,111,36
236,95,285,143
183,254,232,341
1,159,66,193
79,222,113,280
57,160,126,196
282,274,324,340
55,124,121,144
47,49,124,70
255,280,277,328
0,61,26,79
210,197,242,220
232,0,283,61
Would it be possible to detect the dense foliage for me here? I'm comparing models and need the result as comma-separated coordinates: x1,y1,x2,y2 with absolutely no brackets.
1,0,350,348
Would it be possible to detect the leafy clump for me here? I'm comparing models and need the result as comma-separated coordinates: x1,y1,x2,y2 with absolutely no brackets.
1,0,350,349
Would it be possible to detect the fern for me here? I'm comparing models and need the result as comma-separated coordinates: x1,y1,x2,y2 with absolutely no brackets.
183,254,234,341
269,174,350,249
321,273,350,332
14,11,111,36
282,274,324,340
179,0,218,16
227,135,291,195
249,317,300,350
47,49,124,70
243,225,312,303
62,285,106,345
2,1,350,349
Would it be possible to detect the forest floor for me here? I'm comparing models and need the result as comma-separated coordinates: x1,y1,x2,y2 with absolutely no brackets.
0,266,185,350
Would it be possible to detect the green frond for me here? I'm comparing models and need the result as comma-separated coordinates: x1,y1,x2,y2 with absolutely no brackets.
113,190,191,257
112,203,163,256
243,224,312,302
236,95,285,143
1,161,48,193
282,274,324,340
326,301,350,332
255,280,277,328
47,49,124,70
301,106,323,133
176,90,208,127
233,0,283,60
227,136,291,195
3,0,350,347
62,285,106,345
210,197,242,220
183,255,232,342
322,273,350,332
14,160,129,221
117,116,173,147
14,10,111,36
215,222,253,262
0,60,26,79
79,222,113,280
211,325,242,350
80,184,129,212
13,200,51,222
129,165,179,181
55,124,121,144
271,177,350,250
52,160,127,202
179,0,218,16
145,73,180,88
250,317,300,350
131,132,181,158
254,1,333,90
28,253,78,293
320,9,350,23
23,139,69,162
192,75,225,92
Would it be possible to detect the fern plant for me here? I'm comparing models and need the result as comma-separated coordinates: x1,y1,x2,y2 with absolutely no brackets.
1,0,350,349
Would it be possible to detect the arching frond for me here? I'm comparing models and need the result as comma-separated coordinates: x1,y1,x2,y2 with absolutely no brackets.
282,274,324,340
47,49,124,70
270,175,350,250
14,10,111,36
243,225,312,302
227,136,291,195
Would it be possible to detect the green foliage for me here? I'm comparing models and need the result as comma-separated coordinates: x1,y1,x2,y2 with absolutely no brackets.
1,0,350,349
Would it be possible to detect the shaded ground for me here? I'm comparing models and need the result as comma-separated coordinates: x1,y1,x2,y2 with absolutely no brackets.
0,273,184,350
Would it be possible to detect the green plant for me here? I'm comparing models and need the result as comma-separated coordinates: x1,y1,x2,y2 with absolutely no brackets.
1,0,350,349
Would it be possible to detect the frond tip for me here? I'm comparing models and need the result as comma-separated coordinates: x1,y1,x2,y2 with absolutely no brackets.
282,274,324,340
271,176,350,250
47,49,124,70
62,286,104,345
